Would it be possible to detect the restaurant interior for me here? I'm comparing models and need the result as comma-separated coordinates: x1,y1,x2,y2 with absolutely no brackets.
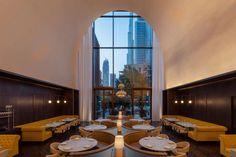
0,0,236,157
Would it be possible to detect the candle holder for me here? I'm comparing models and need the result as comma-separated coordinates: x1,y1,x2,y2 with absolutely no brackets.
117,120,122,134
115,135,124,157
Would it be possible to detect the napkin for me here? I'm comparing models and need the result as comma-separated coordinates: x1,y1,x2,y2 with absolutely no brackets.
164,146,172,149
83,145,91,148
63,146,71,150
146,144,153,148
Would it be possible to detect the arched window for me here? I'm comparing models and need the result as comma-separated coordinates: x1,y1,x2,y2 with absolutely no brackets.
92,10,153,119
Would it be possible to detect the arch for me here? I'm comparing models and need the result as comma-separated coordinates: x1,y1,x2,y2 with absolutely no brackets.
74,9,161,89
77,9,164,121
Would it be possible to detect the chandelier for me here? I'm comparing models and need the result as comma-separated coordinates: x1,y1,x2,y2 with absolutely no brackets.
116,83,127,98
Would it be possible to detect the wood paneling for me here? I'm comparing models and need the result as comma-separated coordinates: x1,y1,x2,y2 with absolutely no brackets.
0,70,79,128
163,71,236,133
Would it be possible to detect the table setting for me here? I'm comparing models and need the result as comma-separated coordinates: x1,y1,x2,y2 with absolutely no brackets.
84,124,107,131
44,121,66,128
164,118,179,122
58,137,98,153
132,124,155,131
139,136,177,152
175,121,196,128
95,118,112,123
129,118,145,122
61,117,77,122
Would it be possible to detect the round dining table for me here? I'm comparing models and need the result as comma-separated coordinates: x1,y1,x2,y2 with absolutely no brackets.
84,124,107,131
139,136,177,152
95,118,112,123
58,137,98,153
129,118,145,122
132,124,155,131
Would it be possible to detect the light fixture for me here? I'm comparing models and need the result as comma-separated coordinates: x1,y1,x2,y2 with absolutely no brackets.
188,100,192,104
63,100,67,104
181,100,184,104
118,111,122,120
116,83,127,98
115,135,124,157
48,100,52,104
117,120,122,134
57,100,60,104
174,100,178,104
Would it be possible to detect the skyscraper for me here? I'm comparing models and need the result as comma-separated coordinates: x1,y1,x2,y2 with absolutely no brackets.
110,73,116,87
127,13,134,64
93,33,101,87
134,18,152,64
102,59,109,86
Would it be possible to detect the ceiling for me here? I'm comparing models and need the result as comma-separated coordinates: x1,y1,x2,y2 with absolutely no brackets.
0,0,236,89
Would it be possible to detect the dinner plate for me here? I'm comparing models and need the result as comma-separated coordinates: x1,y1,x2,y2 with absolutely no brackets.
146,144,153,148
63,146,72,150
83,145,91,148
60,142,67,145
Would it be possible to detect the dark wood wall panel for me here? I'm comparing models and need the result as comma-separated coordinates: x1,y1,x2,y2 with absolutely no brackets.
0,70,79,129
163,71,236,133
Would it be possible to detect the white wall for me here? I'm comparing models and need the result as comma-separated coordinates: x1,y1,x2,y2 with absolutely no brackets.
1,0,236,89
0,0,80,88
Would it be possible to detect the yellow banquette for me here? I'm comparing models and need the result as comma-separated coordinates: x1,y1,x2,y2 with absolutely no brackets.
162,115,227,141
16,115,79,142
219,134,236,157
0,134,20,157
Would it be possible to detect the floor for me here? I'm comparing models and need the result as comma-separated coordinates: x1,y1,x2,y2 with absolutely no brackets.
19,123,221,157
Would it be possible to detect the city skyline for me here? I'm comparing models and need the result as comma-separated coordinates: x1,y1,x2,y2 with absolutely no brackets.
94,11,152,87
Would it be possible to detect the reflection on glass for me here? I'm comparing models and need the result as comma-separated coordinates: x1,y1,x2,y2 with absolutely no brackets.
114,18,129,47
94,18,112,47
92,10,153,119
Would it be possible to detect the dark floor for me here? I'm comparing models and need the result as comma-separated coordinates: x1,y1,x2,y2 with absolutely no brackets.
19,123,221,157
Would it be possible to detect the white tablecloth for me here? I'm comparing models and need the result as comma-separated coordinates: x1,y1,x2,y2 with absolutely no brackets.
132,124,155,131
58,138,97,152
129,118,145,122
61,118,77,122
84,124,107,131
164,118,179,122
175,122,196,128
139,136,176,151
95,119,112,122
45,122,65,128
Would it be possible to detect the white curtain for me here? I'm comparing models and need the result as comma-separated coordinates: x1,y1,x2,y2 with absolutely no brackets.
78,27,93,121
152,32,165,121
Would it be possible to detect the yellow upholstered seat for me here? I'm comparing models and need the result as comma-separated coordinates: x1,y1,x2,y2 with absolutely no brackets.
16,115,79,141
0,135,20,157
162,115,227,141
219,134,236,157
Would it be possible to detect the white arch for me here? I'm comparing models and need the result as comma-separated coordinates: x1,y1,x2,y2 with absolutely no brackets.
77,9,164,121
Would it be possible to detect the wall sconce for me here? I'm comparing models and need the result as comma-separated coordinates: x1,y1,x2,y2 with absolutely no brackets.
63,100,67,104
188,100,192,104
48,100,52,104
181,100,184,104
56,100,60,104
174,100,178,104
117,120,122,134
115,135,124,157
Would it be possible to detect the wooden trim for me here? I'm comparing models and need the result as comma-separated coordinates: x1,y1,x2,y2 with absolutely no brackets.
166,70,236,90
0,69,75,90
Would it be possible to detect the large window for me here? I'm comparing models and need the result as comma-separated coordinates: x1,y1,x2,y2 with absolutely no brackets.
92,11,153,119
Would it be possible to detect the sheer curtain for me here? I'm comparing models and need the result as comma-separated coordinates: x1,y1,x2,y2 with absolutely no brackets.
78,27,93,121
152,32,165,121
